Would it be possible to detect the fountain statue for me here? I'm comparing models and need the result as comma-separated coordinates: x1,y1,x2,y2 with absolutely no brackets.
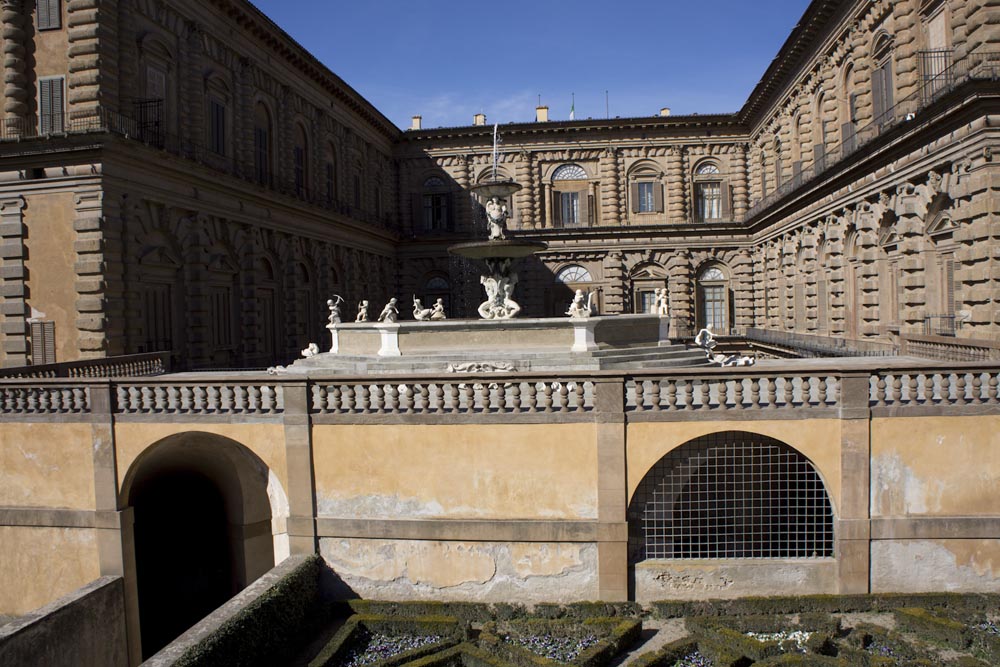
448,124,546,320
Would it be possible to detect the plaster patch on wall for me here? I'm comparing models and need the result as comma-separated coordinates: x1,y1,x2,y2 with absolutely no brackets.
320,539,597,602
633,560,838,603
872,540,1000,592
871,453,944,516
317,494,446,519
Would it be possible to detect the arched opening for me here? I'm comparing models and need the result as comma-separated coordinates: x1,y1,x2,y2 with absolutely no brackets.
695,263,731,333
693,161,727,222
293,123,310,198
122,433,281,659
550,164,592,227
872,33,896,125
629,262,666,314
627,431,835,599
549,263,596,316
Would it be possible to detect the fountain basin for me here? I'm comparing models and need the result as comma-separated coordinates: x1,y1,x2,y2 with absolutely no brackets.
284,314,708,375
448,239,548,260
469,180,521,199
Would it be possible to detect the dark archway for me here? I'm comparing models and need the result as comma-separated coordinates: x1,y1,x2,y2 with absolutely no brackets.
132,469,234,657
122,433,279,659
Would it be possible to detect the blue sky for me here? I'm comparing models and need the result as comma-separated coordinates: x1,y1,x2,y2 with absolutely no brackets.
249,0,812,130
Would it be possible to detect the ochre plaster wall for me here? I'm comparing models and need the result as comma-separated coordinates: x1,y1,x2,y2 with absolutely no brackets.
23,192,79,363
0,422,95,509
33,12,70,79
312,424,598,520
625,420,843,515
871,416,1000,517
872,539,1000,593
0,526,99,615
113,423,289,498
320,538,598,602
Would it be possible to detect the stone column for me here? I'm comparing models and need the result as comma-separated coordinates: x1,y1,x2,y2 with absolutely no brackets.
283,383,317,555
731,145,749,219
599,148,620,226
542,183,552,228
594,379,627,601
837,373,872,594
0,196,27,365
1,0,28,131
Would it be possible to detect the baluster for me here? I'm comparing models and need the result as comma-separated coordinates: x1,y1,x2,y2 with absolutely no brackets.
402,384,414,413
574,381,585,412
699,381,710,409
954,374,967,405
906,375,918,405
48,388,61,412
988,373,999,404
971,373,984,405
938,373,950,404
152,386,166,412
343,385,356,413
233,385,247,412
920,374,935,405
765,377,777,408
665,380,677,411
648,380,662,411
875,375,887,406
74,387,87,412
418,384,430,412
357,384,371,413
128,386,141,412
782,377,794,407
749,377,761,409
525,382,538,412
431,383,444,413
681,380,694,409
511,382,522,413
463,383,476,412
248,384,261,411
140,386,153,412
733,378,744,409
31,388,45,412
634,380,645,411
449,383,460,412
717,379,729,410
258,386,274,412
220,385,234,412
387,384,400,413
890,374,903,405
542,382,554,412
333,385,345,413
192,386,206,412
557,382,569,411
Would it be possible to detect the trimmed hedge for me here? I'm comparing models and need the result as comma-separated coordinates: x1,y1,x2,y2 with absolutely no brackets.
308,614,463,667
345,601,644,624
477,617,641,667
627,639,701,667
173,554,326,667
348,600,494,625
652,593,1000,619
894,607,971,652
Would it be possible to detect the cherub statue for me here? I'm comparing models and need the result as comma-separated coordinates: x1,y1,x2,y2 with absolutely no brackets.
412,296,434,321
355,300,369,322
301,343,319,358
327,295,344,325
566,289,592,319
378,297,398,323
430,298,447,320
484,196,508,241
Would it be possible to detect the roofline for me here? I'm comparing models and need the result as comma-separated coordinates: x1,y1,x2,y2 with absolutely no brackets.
217,0,402,140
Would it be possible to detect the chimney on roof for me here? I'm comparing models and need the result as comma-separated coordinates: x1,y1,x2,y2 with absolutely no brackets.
473,113,486,126
410,115,422,130
535,106,549,122
660,107,671,117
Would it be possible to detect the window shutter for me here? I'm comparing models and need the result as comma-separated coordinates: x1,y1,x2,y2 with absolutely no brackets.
38,0,61,30
30,320,56,365
881,60,894,117
872,67,885,122
945,258,956,315
629,182,640,213
721,184,732,220
792,161,802,179
841,122,856,153
653,183,664,213
813,143,826,172
849,92,859,122
580,193,593,226
552,190,562,226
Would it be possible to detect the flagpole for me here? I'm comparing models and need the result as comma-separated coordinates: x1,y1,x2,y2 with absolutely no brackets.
570,92,575,120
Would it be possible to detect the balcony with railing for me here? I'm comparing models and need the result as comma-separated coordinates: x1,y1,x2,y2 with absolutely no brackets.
742,50,1000,223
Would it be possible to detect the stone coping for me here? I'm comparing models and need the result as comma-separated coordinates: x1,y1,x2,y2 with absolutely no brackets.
330,313,658,332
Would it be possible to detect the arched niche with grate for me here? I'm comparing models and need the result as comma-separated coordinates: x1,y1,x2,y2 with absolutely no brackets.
627,431,834,562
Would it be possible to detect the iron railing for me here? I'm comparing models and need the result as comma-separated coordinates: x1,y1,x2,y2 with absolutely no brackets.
742,50,1000,222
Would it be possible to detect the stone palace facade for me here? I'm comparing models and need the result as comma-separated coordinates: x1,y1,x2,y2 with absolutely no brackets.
0,0,997,371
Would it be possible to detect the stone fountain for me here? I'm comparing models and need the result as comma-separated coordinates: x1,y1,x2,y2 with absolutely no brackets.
277,126,708,376
448,127,547,320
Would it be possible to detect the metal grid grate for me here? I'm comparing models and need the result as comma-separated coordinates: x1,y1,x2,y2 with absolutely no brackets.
628,431,834,560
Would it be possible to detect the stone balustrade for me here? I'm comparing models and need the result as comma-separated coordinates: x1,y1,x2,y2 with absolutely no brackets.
2,361,1000,420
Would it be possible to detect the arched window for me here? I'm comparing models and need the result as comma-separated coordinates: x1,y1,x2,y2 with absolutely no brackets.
419,274,451,312
693,161,727,222
293,123,309,197
840,64,858,153
550,164,591,228
420,176,451,232
872,34,895,125
773,139,783,189
628,164,664,216
556,265,592,283
253,102,272,187
206,77,230,157
627,431,834,561
759,150,768,199
696,264,730,332
812,93,827,171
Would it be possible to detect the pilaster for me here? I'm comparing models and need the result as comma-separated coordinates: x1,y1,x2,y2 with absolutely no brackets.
1,0,28,129
282,382,317,555
837,373,872,594
0,195,27,365
594,379,627,601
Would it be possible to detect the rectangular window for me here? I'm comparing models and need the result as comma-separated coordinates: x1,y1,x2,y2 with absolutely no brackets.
208,98,226,155
353,175,362,208
29,320,56,365
423,194,448,231
696,182,722,221
209,286,233,348
254,127,270,186
637,290,657,314
37,0,61,30
145,65,167,101
325,162,335,205
293,147,305,196
560,192,580,226
38,77,64,134
638,182,655,213
141,283,173,353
